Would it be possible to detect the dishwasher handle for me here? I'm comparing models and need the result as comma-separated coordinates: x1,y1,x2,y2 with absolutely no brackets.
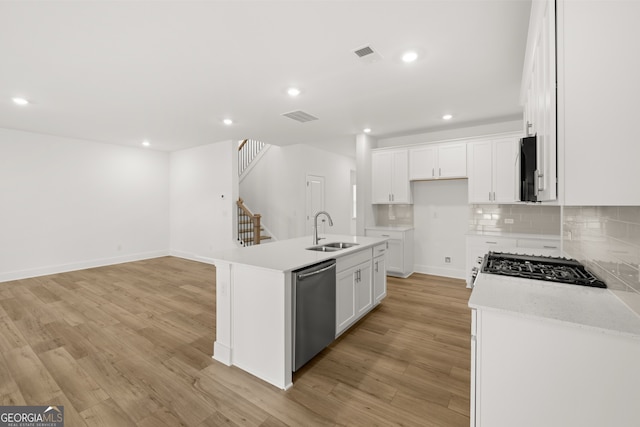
297,263,336,279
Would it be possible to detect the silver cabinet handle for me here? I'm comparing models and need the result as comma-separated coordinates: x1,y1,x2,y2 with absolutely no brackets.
486,241,498,244
439,167,441,177
543,245,557,249
432,168,435,177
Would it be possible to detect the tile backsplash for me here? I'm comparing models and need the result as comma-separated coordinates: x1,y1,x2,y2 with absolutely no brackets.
374,204,414,227
469,204,561,235
563,207,640,303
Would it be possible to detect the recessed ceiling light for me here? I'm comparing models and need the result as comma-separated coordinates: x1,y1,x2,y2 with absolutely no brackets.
142,140,150,147
402,51,418,63
442,114,453,120
12,97,29,105
287,87,301,97
363,128,372,133
223,118,233,125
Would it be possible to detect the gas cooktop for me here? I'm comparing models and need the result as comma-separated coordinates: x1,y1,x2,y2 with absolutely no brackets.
481,252,607,288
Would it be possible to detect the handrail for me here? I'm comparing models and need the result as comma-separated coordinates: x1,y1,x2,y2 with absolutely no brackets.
237,198,262,246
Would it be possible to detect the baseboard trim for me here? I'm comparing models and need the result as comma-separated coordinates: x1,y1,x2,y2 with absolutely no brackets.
169,250,216,265
413,264,466,280
0,250,170,283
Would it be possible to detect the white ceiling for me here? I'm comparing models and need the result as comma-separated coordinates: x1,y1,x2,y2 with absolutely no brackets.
0,0,531,157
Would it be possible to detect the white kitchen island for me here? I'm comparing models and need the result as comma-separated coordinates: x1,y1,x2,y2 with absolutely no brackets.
211,234,388,389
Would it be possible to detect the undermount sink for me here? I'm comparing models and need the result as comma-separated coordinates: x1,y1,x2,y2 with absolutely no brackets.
306,245,340,252
306,242,359,252
323,242,359,249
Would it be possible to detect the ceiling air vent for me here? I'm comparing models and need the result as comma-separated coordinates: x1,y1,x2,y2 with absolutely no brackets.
354,46,375,58
353,45,383,63
282,110,319,123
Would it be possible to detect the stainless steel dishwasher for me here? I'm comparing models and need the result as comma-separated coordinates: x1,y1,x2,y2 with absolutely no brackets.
292,259,336,372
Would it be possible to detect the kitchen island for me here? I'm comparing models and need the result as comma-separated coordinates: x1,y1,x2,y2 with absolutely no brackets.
469,272,640,427
211,234,388,389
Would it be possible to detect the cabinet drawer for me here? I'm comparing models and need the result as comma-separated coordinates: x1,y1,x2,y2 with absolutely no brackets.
365,229,404,240
337,249,372,273
373,243,388,256
467,236,515,248
516,239,560,250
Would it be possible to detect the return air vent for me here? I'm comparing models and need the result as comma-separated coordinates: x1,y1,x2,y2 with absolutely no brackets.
282,110,319,123
353,45,383,63
354,46,375,58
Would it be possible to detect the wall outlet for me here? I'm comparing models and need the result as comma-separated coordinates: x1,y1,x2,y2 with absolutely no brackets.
445,257,451,263
504,218,514,224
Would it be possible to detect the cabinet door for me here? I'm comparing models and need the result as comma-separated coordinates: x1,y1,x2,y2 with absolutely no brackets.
371,151,393,203
355,262,373,317
493,137,518,203
438,143,467,178
522,0,556,202
336,268,356,336
386,239,403,274
390,150,410,203
373,254,387,303
409,146,437,180
468,140,493,203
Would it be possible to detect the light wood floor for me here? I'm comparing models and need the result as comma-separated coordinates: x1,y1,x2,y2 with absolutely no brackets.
0,257,472,426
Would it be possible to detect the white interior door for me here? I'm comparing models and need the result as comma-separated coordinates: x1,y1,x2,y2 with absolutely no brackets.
306,175,325,235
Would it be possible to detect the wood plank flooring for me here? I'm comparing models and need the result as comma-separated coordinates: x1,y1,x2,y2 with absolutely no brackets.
0,257,472,426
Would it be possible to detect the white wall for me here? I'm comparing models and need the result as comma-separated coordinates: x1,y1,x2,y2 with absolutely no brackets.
356,133,375,235
170,140,237,263
411,179,468,279
0,128,170,282
240,144,355,241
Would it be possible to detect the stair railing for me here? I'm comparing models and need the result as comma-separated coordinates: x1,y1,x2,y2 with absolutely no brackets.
238,139,266,176
237,198,262,246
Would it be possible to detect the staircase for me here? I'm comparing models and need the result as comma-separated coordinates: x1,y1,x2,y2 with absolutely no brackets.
238,139,266,177
237,198,271,246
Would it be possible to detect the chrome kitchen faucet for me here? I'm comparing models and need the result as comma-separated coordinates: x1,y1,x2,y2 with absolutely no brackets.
313,211,334,245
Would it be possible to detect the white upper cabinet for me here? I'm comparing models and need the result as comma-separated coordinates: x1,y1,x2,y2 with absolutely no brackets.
557,0,640,205
467,140,493,203
521,0,557,202
371,149,411,204
409,143,467,180
468,135,519,204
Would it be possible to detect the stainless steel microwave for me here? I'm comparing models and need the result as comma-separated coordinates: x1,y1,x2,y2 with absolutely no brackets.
520,135,538,202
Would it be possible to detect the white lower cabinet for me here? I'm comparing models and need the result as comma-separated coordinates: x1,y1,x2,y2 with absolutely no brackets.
336,247,385,337
354,262,372,318
373,245,387,303
472,309,640,427
365,227,413,278
336,267,357,335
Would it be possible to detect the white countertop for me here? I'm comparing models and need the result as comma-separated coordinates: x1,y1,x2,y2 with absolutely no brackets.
212,234,388,273
469,272,640,339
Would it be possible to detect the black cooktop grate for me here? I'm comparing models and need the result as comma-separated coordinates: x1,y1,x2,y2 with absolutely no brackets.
481,252,607,288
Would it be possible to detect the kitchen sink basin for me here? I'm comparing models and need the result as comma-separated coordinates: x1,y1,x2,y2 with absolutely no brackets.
305,242,359,252
306,245,341,252
323,242,359,249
